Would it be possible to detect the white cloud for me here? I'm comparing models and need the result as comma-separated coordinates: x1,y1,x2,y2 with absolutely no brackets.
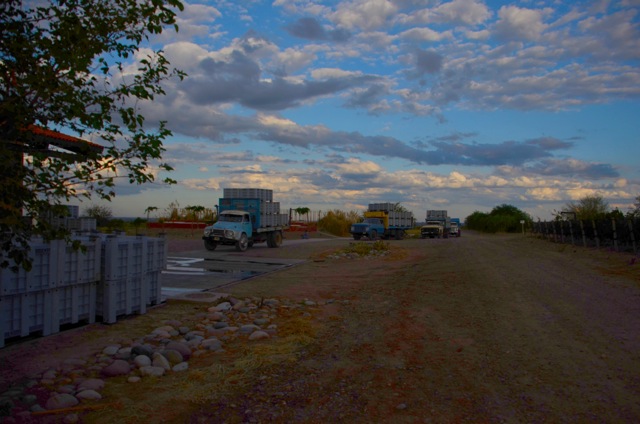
494,5,550,41
330,0,398,31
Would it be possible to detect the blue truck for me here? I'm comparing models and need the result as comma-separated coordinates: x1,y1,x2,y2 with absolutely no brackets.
350,203,414,240
450,217,461,237
202,190,289,252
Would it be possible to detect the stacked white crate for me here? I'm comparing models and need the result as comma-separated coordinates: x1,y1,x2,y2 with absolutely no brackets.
369,203,395,212
97,235,146,324
145,236,167,306
96,234,167,323
55,236,101,331
0,237,102,347
224,188,273,201
223,188,288,228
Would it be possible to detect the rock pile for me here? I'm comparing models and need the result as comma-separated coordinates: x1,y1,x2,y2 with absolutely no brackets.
0,296,322,423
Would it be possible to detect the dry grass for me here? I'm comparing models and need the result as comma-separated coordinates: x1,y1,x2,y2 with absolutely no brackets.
82,308,320,423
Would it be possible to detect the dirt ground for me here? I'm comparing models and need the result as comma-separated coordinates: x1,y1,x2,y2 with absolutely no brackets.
2,230,640,423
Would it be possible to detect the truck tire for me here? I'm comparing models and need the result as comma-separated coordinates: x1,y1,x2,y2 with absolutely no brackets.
370,230,378,240
267,231,283,248
353,234,362,240
204,240,218,251
235,233,249,252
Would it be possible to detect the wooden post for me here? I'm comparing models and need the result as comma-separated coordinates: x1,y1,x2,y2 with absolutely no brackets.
569,220,574,245
552,221,557,242
612,218,618,252
592,220,599,249
628,219,637,255
579,220,587,248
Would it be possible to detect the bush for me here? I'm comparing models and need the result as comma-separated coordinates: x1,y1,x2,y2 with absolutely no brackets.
318,209,361,237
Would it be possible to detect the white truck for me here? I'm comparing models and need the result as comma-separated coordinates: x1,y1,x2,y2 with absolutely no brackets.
420,210,451,239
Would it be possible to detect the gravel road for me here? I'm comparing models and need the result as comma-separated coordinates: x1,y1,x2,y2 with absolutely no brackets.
193,230,640,422
2,230,638,423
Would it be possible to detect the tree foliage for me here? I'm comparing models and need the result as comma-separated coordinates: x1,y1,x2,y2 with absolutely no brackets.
1,0,185,270
83,204,112,227
628,194,640,218
562,195,609,221
294,207,311,222
465,204,532,233
318,209,361,237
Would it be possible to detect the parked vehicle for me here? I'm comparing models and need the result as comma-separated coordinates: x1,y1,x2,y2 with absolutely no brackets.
450,218,461,237
202,188,289,252
350,203,414,240
421,210,451,238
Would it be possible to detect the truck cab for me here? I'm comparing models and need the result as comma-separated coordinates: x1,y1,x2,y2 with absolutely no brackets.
203,210,253,251
421,220,444,238
350,217,384,240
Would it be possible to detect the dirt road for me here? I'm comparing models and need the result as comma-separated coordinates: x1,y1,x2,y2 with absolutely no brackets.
2,231,639,423
193,231,640,423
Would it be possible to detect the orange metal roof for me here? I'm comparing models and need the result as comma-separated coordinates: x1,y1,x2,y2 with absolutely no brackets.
26,125,104,154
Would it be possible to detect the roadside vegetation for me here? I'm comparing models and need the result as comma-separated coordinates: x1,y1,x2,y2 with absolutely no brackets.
465,204,532,233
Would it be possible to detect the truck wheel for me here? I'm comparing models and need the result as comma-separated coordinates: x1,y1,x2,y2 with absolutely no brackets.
204,240,217,251
353,234,362,240
235,233,249,252
370,230,378,240
268,231,283,248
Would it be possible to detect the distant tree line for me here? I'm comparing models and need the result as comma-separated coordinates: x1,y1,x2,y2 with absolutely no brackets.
465,204,533,233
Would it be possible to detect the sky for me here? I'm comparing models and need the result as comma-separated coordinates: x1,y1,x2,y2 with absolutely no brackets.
77,0,640,221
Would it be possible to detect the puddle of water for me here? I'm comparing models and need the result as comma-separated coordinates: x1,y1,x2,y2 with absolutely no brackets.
206,269,262,279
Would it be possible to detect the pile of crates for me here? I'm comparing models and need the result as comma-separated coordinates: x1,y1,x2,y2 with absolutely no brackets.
222,188,288,228
0,233,167,347
95,234,166,324
223,188,273,201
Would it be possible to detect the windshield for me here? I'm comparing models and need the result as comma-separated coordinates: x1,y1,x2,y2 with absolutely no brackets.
219,213,245,222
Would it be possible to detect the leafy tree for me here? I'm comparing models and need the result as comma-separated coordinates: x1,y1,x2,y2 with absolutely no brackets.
465,204,532,233
629,195,640,218
563,195,609,221
318,209,361,237
294,207,311,222
145,206,158,221
83,204,112,227
185,205,205,221
1,0,185,270
392,203,408,212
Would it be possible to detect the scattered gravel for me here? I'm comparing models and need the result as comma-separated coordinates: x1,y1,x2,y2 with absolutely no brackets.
0,296,323,423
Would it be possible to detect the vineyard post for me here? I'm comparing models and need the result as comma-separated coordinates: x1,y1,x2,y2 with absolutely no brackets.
628,219,637,255
569,220,575,245
611,218,618,252
592,220,600,249
579,220,587,247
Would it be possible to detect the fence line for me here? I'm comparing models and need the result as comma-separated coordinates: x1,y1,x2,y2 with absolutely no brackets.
531,218,639,255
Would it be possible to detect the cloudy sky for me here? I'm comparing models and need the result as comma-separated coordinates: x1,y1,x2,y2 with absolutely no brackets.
86,0,639,221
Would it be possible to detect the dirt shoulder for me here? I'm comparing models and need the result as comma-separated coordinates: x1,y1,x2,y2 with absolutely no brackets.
2,231,639,423
194,231,640,422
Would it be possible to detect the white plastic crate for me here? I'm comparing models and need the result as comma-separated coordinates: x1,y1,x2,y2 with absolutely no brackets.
101,235,146,281
96,275,147,324
0,240,59,295
55,283,97,329
223,188,273,201
146,270,162,306
59,237,102,286
145,237,167,273
0,290,53,347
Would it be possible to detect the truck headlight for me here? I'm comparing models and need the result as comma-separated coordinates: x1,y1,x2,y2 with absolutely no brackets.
204,228,213,236
224,229,235,238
